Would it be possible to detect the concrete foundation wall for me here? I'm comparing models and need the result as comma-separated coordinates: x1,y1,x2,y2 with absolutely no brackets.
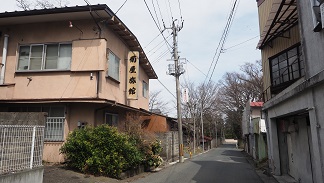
0,167,43,183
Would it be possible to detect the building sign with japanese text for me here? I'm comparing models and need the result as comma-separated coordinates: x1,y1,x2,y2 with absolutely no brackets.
127,51,139,100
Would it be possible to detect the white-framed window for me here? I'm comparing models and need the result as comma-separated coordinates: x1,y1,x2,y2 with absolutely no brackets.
17,43,72,71
107,51,120,81
7,106,65,141
142,81,148,98
105,113,119,127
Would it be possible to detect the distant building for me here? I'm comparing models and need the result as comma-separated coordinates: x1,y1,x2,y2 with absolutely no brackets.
0,4,157,162
242,101,267,161
256,0,324,182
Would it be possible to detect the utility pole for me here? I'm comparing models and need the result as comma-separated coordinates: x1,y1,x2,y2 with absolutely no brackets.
167,20,184,163
201,102,204,152
214,120,217,147
193,114,196,154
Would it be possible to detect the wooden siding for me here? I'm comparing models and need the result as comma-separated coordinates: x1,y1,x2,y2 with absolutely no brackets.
258,0,275,34
261,25,300,99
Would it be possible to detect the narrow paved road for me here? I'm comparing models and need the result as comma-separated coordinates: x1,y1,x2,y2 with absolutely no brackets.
132,142,263,183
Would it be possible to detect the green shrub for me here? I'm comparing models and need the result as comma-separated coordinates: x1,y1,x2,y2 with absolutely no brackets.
60,125,143,178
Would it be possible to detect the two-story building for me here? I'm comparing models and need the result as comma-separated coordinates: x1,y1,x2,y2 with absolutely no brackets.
0,4,158,162
242,101,267,162
257,0,324,182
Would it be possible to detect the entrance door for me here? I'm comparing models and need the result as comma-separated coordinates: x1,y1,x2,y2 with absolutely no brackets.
296,117,313,183
287,133,297,178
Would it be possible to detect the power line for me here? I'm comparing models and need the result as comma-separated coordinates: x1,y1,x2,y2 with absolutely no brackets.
158,79,176,99
156,0,166,27
147,34,172,55
177,0,183,20
144,33,161,49
223,35,258,51
167,0,174,20
208,0,239,83
115,0,128,14
152,49,170,64
187,60,207,77
204,0,239,84
143,0,172,50
151,0,162,30
164,0,172,26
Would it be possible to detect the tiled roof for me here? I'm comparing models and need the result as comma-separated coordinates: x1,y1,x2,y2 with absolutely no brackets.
250,102,263,107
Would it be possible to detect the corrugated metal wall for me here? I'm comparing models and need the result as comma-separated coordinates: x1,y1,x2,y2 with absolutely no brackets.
261,25,300,99
258,0,275,33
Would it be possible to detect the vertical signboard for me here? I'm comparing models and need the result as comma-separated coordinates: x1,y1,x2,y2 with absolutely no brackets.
127,51,139,100
182,88,189,103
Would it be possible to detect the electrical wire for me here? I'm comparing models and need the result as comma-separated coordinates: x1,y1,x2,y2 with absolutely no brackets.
152,49,170,64
204,0,239,84
177,0,183,20
143,0,172,51
208,0,239,83
115,0,128,14
223,35,258,51
204,0,235,82
144,33,161,49
147,35,172,56
151,0,162,30
167,0,174,20
187,60,207,77
156,0,166,27
158,79,176,99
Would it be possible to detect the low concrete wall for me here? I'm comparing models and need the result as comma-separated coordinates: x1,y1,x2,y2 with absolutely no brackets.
0,167,44,183
156,131,179,162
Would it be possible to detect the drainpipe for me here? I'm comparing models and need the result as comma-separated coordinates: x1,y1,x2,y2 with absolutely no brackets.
0,34,9,85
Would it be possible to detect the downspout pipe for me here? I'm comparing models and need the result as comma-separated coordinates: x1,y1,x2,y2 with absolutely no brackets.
0,34,9,85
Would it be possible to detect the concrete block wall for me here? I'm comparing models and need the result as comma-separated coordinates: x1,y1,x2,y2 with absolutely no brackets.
156,131,179,162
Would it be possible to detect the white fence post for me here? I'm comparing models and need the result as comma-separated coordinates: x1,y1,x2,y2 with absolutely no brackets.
1,128,7,173
30,126,36,169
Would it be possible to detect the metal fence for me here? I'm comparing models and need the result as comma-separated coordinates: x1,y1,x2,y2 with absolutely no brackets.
0,125,45,174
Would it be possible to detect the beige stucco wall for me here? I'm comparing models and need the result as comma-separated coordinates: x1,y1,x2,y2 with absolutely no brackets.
0,19,150,110
0,17,152,162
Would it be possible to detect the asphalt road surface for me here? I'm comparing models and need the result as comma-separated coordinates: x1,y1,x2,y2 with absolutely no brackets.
131,142,263,183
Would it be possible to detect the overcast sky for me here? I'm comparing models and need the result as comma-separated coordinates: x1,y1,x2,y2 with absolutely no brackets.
1,0,261,116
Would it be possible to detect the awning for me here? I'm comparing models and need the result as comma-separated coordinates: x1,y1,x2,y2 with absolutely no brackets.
257,0,298,49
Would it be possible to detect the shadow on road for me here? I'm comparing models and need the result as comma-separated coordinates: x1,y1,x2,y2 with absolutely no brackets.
190,160,260,183
188,144,261,183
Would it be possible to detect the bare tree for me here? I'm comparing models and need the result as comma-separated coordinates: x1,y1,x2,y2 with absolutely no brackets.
149,90,170,115
16,0,69,10
216,60,263,139
16,0,32,10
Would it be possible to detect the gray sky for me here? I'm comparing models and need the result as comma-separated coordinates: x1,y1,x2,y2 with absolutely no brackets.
1,0,261,116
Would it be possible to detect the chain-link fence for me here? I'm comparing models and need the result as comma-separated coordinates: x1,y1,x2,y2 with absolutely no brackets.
0,125,45,174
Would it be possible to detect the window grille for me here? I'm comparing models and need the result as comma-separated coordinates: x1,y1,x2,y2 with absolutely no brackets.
45,117,65,141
